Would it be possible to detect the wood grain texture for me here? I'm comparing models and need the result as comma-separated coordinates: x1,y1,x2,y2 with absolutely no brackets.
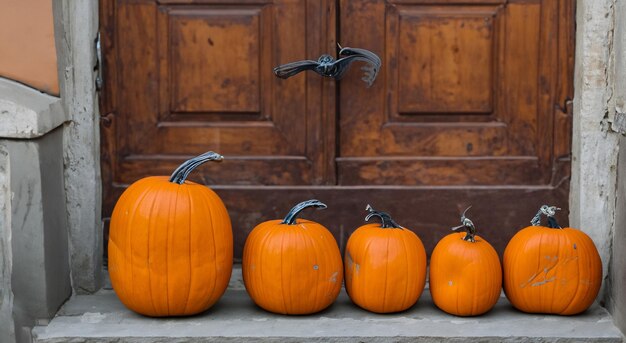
101,0,574,261
102,0,336,186
167,7,263,113
339,0,572,187
393,5,495,114
103,181,569,261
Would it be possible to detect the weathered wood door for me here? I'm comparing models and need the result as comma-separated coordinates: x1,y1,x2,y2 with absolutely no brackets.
101,0,574,260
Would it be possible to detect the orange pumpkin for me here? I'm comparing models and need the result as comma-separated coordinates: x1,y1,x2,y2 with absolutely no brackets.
429,207,502,316
344,205,427,313
242,200,343,315
108,151,232,317
503,205,602,315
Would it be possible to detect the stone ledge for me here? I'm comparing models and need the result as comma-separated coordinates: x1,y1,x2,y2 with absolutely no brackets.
33,283,623,342
0,77,66,139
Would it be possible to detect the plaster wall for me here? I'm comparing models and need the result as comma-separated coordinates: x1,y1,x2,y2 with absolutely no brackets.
0,0,59,95
612,134,626,335
608,0,626,336
571,0,620,298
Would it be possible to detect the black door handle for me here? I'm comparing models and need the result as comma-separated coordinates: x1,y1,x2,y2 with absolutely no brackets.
273,45,381,88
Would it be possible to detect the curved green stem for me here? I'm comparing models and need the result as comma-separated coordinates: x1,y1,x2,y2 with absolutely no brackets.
451,206,476,242
530,205,562,229
281,199,327,225
168,151,223,184
364,204,402,229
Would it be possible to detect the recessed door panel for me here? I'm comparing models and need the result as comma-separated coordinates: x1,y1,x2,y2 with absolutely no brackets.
338,0,565,186
106,0,335,186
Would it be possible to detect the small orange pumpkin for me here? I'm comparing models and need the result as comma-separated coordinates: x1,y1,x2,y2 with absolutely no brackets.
344,205,427,313
242,200,343,315
503,205,602,315
108,151,232,317
429,207,502,316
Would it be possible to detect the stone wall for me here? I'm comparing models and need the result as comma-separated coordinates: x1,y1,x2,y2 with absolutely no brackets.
52,0,103,294
0,78,71,343
0,144,15,343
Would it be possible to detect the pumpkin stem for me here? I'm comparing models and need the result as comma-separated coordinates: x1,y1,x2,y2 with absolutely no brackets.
530,205,562,229
364,204,402,229
451,206,476,242
281,199,327,225
168,151,224,184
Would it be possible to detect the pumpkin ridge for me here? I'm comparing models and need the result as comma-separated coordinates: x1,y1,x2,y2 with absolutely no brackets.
382,234,391,312
514,230,534,311
145,182,165,316
304,226,321,312
560,231,579,314
578,229,599,313
188,187,208,313
580,231,598,312
286,228,295,313
203,186,219,312
455,243,465,315
399,230,411,310
164,183,179,315
125,181,157,314
256,227,273,311
360,235,375,310
471,246,478,315
560,229,599,315
551,231,563,314
521,231,539,312
181,185,193,314
151,182,174,315
279,231,288,314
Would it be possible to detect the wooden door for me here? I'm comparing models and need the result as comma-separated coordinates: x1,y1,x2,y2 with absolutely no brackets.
101,0,573,260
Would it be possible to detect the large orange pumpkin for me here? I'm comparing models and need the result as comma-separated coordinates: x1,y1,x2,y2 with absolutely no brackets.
242,200,343,315
344,205,427,313
429,207,502,316
108,151,233,317
503,205,602,315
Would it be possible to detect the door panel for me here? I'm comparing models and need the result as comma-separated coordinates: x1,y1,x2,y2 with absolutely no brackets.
339,0,563,186
101,0,573,260
108,0,335,186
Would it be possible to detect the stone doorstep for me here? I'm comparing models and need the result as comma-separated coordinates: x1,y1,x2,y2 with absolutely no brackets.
33,268,624,343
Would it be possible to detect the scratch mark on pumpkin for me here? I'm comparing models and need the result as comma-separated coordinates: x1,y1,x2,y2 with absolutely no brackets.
329,271,338,283
520,255,578,288
531,276,556,287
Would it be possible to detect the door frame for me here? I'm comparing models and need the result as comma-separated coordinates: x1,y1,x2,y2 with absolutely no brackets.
52,0,619,302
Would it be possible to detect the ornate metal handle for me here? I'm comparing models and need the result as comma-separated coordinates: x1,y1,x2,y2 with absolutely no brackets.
273,45,381,87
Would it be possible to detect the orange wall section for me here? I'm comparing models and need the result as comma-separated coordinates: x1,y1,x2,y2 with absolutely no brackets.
0,0,60,95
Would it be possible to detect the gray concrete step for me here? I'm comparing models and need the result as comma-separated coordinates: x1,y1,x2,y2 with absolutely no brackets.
33,279,623,343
